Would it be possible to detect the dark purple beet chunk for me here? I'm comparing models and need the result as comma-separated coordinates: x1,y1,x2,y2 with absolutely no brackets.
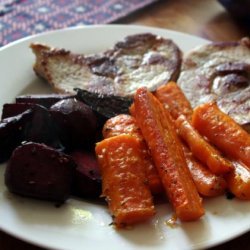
24,105,63,150
5,142,75,202
0,110,33,163
71,151,101,199
50,99,97,150
1,103,35,120
16,94,75,108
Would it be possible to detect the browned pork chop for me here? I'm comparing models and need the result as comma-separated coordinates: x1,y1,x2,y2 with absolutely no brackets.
178,38,250,132
31,33,182,97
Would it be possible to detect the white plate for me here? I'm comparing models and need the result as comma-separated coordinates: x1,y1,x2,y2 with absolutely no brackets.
0,25,249,250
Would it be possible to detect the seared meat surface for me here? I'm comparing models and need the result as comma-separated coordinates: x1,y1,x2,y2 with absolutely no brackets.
178,38,250,131
31,33,182,97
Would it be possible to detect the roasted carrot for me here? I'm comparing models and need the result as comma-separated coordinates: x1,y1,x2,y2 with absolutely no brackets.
176,115,233,175
129,103,136,117
133,87,204,221
102,114,141,139
102,114,163,194
192,102,250,168
95,134,155,227
154,82,193,121
225,161,250,200
154,85,226,195
182,144,227,197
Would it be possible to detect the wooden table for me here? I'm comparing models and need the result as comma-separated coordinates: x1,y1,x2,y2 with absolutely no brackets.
1,0,250,249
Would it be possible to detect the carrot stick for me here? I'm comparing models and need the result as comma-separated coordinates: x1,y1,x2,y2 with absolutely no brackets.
225,161,250,200
102,114,141,139
95,134,155,227
154,87,227,196
133,87,204,221
176,115,233,175
154,88,227,196
192,102,250,168
154,82,193,121
182,144,227,197
129,103,136,117
102,114,163,194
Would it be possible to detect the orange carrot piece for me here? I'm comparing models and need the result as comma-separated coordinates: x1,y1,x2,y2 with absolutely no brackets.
182,144,227,197
129,103,136,117
102,114,163,194
134,87,204,221
154,86,227,196
95,134,155,227
192,102,250,168
176,115,233,175
225,161,250,200
102,114,141,138
154,82,193,121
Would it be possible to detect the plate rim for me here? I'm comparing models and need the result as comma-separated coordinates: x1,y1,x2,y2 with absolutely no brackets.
0,24,249,250
0,24,210,52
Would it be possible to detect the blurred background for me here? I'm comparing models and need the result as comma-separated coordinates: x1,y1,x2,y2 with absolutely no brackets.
1,0,250,46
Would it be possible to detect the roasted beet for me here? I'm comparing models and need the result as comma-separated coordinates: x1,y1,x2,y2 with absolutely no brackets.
1,103,35,120
5,142,75,202
71,151,101,199
24,105,63,150
75,88,133,119
0,110,33,163
50,98,97,150
16,94,75,108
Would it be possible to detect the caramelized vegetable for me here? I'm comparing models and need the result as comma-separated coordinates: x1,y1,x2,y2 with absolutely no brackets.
102,114,141,138
226,161,250,200
192,102,250,168
176,115,233,175
1,103,35,119
50,98,97,150
182,145,227,197
75,88,133,118
71,151,102,199
133,87,204,221
0,110,33,163
96,134,155,227
24,105,63,150
155,82,193,121
16,94,75,108
103,114,163,194
5,142,75,202
154,85,226,196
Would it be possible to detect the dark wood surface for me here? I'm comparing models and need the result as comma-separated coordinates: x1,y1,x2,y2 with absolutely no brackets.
1,0,250,249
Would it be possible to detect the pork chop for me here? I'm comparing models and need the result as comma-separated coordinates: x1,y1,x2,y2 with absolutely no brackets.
31,33,182,97
178,38,250,132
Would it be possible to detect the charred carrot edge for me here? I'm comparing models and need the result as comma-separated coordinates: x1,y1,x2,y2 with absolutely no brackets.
225,161,250,200
134,87,204,221
192,102,250,168
176,115,233,175
95,134,155,228
102,114,163,194
154,88,227,196
154,82,193,121
182,144,227,197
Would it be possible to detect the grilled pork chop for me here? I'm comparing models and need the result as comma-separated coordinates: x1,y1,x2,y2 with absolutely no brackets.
178,38,250,132
31,33,182,97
